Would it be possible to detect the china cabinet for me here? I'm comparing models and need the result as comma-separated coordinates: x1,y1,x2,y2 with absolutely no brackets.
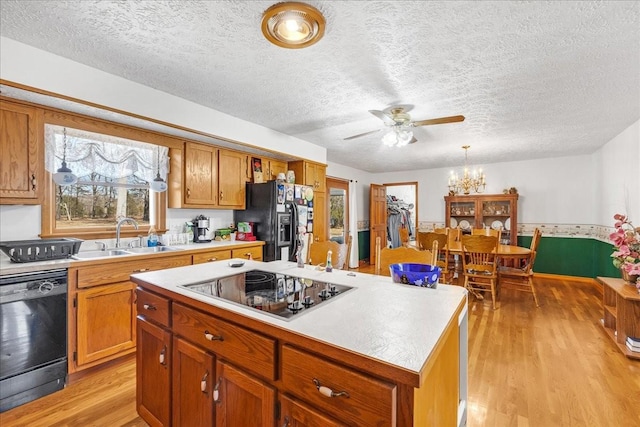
445,193,518,244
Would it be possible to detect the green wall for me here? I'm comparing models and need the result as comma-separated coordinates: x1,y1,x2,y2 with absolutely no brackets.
358,230,621,279
358,230,370,261
517,236,621,279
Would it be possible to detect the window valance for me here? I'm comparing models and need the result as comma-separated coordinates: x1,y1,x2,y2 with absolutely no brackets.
44,124,168,183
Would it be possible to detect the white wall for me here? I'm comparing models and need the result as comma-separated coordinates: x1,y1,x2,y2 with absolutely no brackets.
0,37,326,164
325,163,374,220
595,120,639,225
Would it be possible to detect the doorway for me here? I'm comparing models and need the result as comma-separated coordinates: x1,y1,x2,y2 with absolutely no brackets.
368,181,418,266
384,182,418,243
326,177,349,244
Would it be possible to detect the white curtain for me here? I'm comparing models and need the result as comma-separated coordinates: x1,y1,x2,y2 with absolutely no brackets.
44,124,168,182
348,180,359,268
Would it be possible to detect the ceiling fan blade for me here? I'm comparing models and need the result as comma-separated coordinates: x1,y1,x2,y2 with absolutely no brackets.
343,128,381,140
412,115,465,127
369,109,396,124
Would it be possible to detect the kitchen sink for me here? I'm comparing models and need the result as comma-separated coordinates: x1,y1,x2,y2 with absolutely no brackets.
72,249,130,259
72,246,182,259
125,246,181,254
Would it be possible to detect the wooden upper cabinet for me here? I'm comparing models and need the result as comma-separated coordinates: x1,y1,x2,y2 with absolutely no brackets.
0,100,43,204
288,160,326,192
184,141,217,206
265,158,287,181
245,155,288,182
218,149,245,208
173,142,246,209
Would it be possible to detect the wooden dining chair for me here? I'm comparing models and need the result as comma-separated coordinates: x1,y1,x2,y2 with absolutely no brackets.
308,235,353,270
398,227,410,247
307,238,341,268
471,227,501,238
461,234,500,309
417,231,452,284
375,236,433,277
498,228,542,306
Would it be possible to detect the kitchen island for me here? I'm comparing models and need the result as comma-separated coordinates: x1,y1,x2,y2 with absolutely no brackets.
131,259,468,426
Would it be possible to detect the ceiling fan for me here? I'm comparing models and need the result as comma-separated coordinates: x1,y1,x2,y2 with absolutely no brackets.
343,105,465,146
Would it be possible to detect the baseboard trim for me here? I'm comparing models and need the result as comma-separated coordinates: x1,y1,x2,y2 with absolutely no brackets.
534,272,599,284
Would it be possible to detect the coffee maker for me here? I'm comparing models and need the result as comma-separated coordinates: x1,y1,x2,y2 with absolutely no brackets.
190,215,211,243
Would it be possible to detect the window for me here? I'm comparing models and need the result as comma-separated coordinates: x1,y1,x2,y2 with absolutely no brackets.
42,123,168,239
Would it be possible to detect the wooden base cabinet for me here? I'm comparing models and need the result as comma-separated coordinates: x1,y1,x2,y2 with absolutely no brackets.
68,254,191,375
172,337,215,426
134,281,466,427
215,360,276,426
76,282,137,366
279,394,343,427
137,319,171,427
599,277,640,359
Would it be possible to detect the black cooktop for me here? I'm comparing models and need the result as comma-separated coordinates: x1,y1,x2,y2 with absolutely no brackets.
180,269,353,320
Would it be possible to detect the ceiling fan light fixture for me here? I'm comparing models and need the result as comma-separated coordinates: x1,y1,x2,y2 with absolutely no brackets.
382,127,413,147
262,2,325,49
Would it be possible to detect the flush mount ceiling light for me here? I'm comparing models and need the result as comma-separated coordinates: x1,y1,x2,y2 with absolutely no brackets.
262,2,325,49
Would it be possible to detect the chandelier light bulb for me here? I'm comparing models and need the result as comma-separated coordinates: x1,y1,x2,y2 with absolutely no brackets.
448,145,486,195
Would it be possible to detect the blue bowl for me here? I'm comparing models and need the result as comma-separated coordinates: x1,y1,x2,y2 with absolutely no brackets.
389,263,441,288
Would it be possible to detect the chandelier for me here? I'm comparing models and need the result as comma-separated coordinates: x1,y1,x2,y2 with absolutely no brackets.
448,145,486,195
382,125,414,147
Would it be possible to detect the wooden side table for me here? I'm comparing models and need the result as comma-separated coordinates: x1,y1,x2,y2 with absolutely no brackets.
598,277,640,359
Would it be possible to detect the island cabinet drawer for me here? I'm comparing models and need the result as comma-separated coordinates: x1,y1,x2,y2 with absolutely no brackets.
232,246,262,261
281,345,396,426
136,288,170,327
192,249,232,264
172,303,276,381
75,255,192,288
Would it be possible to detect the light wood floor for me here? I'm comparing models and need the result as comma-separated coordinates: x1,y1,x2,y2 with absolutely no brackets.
2,271,639,426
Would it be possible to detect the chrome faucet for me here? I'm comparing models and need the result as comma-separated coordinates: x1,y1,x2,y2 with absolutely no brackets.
115,217,139,248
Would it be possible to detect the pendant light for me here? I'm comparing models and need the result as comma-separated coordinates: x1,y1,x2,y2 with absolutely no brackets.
149,146,167,192
52,128,78,186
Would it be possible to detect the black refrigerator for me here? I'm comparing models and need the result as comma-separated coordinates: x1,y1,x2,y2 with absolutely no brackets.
234,181,314,262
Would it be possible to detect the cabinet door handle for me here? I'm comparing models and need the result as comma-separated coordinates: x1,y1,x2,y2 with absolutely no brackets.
159,345,167,365
213,377,221,403
281,416,290,427
204,330,224,341
187,188,191,197
133,268,149,273
201,370,209,393
312,378,350,398
207,257,218,262
31,174,37,191
219,191,223,200
143,303,156,310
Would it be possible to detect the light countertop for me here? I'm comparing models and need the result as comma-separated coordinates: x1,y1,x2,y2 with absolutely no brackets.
131,259,468,376
0,240,263,276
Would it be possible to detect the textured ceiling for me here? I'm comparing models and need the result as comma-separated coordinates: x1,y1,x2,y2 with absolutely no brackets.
1,1,639,173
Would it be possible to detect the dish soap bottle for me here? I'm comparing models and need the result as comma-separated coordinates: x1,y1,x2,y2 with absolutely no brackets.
325,250,333,272
148,227,158,247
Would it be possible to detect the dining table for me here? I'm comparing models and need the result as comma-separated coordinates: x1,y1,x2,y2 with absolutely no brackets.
445,241,531,258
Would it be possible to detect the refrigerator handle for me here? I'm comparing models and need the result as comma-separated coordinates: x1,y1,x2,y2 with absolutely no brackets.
289,203,298,262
